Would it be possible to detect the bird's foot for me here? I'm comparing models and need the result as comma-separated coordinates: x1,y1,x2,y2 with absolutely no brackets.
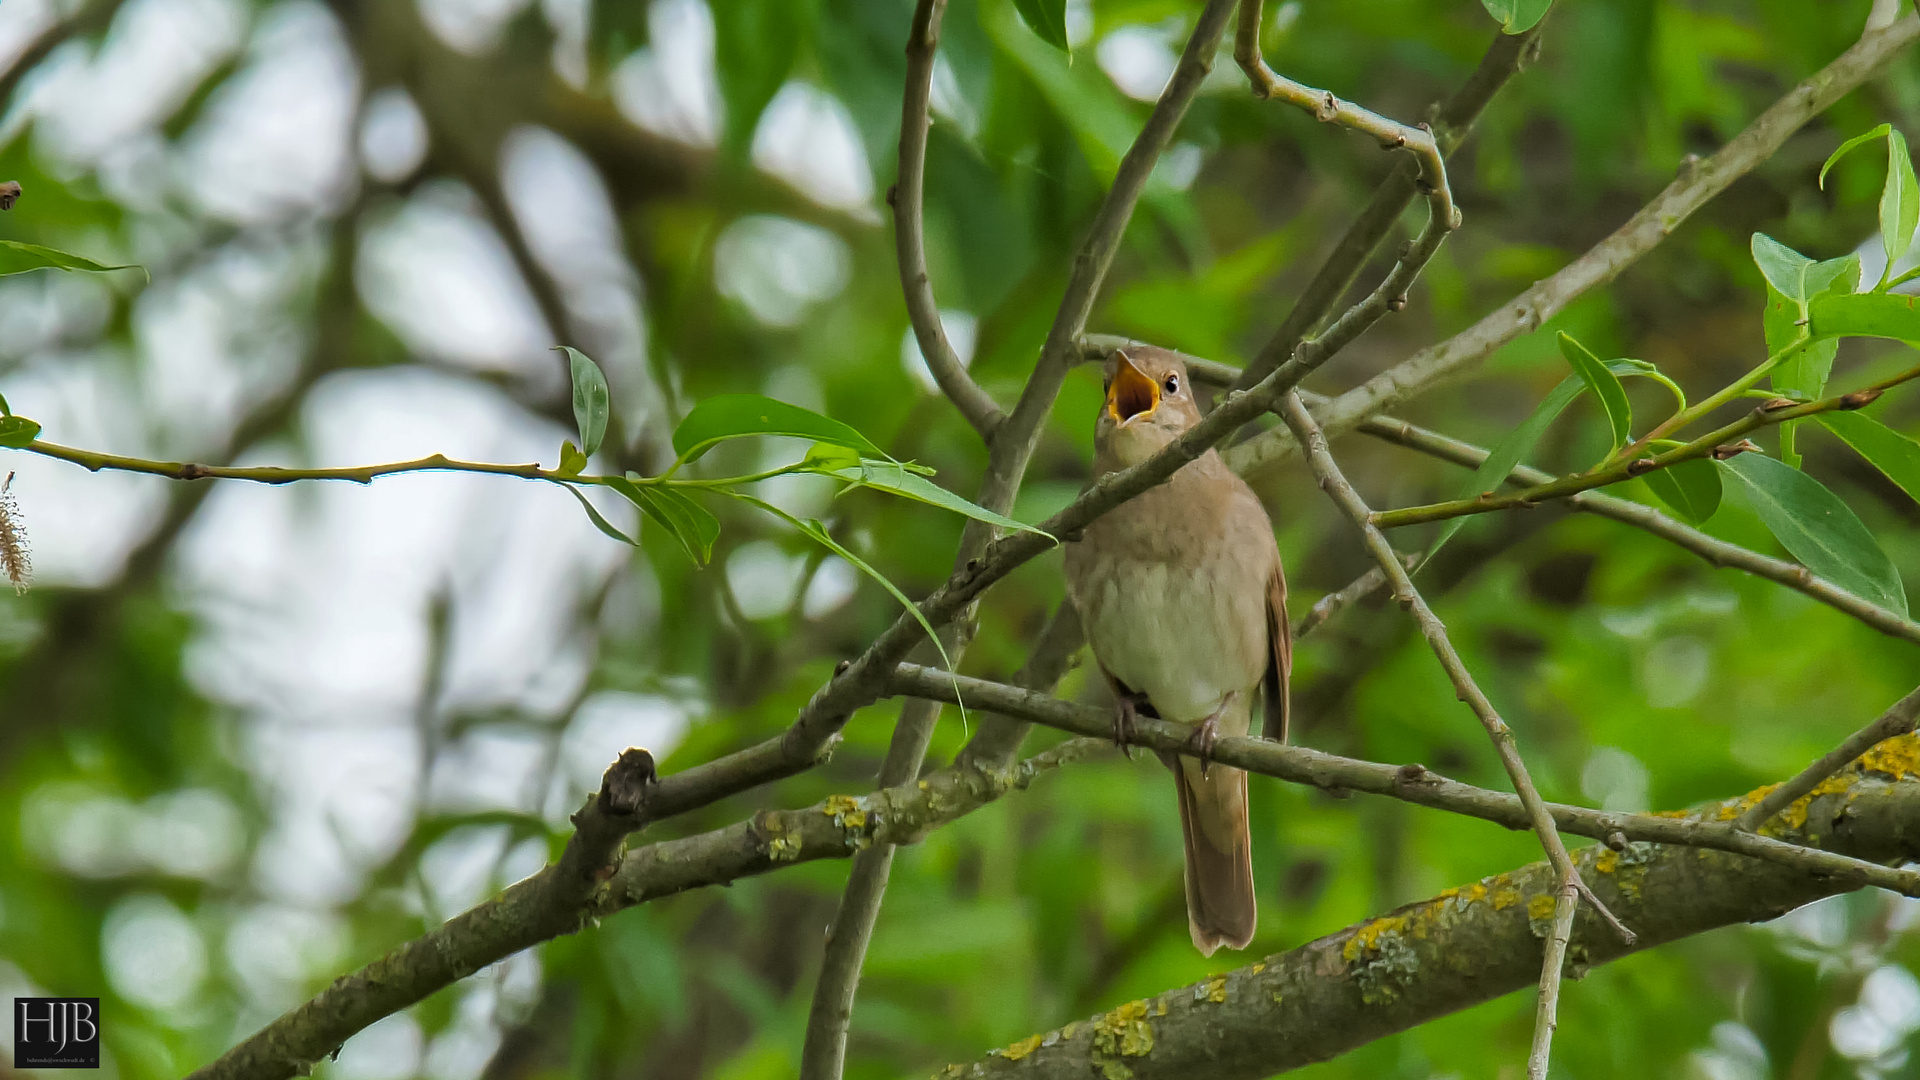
1112,695,1138,760
1190,693,1239,777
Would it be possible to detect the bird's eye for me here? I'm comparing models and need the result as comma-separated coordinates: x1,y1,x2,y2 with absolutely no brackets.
1163,375,1180,395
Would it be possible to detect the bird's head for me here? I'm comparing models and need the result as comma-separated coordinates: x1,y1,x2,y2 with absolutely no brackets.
1095,347,1200,467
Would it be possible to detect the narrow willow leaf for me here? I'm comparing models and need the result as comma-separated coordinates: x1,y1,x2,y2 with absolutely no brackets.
1821,123,1894,188
1885,130,1920,269
0,416,40,448
0,392,10,417
0,240,141,278
558,346,610,457
558,440,587,478
1479,0,1551,32
1641,458,1722,524
565,486,638,545
1558,332,1631,451
605,477,719,564
725,490,967,719
1424,358,1651,565
1717,453,1907,615
1817,411,1920,505
1011,0,1069,52
672,394,887,464
828,460,1053,539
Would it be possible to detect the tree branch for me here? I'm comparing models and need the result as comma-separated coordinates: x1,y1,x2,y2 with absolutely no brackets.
1231,19,1545,391
1275,390,1613,1077
894,0,1002,438
884,665,1920,896
1225,14,1920,478
1738,683,1920,831
943,760,1920,1079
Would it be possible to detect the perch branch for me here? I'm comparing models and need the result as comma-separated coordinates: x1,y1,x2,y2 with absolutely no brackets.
1737,683,1920,831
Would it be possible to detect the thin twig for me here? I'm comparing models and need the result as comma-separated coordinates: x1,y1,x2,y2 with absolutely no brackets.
1737,684,1920,831
893,0,1001,438
1274,390,1616,1079
1370,372,1917,530
1232,0,1461,233
955,600,1086,770
1232,19,1545,391
1225,14,1920,479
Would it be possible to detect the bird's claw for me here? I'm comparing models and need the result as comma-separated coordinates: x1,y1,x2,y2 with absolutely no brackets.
1112,696,1138,760
1190,715,1220,778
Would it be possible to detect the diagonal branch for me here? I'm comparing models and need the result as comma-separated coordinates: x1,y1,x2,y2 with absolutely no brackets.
894,0,1002,438
1088,334,1920,646
943,759,1920,1079
1738,683,1920,831
1225,14,1920,479
1275,389,1613,1078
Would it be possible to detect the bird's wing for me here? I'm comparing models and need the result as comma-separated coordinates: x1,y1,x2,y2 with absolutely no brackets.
1262,562,1291,743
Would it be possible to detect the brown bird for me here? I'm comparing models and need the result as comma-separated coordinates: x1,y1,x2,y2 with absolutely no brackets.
1064,346,1290,956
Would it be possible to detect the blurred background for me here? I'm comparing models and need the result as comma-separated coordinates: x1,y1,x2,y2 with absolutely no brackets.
0,0,1918,1076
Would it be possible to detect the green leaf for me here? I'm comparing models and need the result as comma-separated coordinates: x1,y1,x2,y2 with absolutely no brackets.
0,240,141,278
1885,130,1920,270
1479,0,1551,33
0,415,40,448
0,392,9,416
1816,411,1920,506
1810,290,1920,344
558,346,610,457
605,478,719,564
1558,332,1631,451
1011,0,1069,52
1641,458,1722,524
1717,453,1907,615
558,440,587,478
1821,123,1893,189
672,394,887,464
826,460,1053,539
565,486,638,545
1751,233,1815,299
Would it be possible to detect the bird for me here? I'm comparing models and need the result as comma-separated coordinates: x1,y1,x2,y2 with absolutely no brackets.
1063,346,1290,957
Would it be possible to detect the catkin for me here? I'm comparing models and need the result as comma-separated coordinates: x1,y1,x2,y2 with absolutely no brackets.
0,472,29,595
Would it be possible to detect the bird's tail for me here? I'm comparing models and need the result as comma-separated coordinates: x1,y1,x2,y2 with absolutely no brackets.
1172,755,1256,956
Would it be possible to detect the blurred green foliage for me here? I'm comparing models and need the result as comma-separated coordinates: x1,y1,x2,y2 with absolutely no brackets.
6,0,1920,1078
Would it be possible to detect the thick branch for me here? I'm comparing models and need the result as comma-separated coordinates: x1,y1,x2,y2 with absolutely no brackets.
946,762,1920,1079
894,0,1002,437
1225,14,1920,478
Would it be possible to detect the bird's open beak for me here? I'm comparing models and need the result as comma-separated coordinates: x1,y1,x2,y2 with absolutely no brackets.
1106,354,1160,424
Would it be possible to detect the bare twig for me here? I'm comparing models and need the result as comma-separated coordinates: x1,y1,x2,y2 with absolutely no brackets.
1232,1,1461,234
1232,19,1546,391
956,600,1087,770
894,0,1001,437
1738,684,1920,831
1275,390,1616,1079
1225,14,1920,479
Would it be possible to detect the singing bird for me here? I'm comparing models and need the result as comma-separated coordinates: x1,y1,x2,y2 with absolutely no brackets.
1064,346,1290,956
